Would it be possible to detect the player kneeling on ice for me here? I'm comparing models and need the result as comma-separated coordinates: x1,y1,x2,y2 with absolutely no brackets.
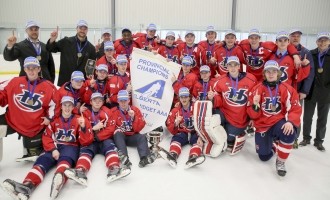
112,90,156,168
65,92,130,186
160,87,205,169
213,56,257,155
247,60,302,177
1,96,93,200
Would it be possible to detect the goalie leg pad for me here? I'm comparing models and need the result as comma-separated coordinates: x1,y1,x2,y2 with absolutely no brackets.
230,133,246,155
22,134,43,156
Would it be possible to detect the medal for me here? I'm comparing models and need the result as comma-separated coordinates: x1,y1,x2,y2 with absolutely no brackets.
233,95,238,101
27,99,33,105
318,68,323,73
36,55,42,61
271,105,276,111
65,136,70,142
77,53,82,58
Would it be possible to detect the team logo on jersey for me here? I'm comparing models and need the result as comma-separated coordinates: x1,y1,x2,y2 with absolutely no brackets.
13,89,43,112
206,51,212,60
167,55,178,63
56,129,76,143
223,88,248,106
279,66,288,83
179,117,194,130
135,80,165,99
262,97,282,114
246,55,264,68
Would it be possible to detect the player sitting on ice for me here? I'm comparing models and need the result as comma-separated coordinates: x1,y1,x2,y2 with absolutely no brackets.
112,90,156,168
1,96,93,200
247,60,302,177
65,92,130,186
160,87,205,169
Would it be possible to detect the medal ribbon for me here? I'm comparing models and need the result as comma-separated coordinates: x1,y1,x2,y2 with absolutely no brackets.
318,48,329,69
229,75,238,98
202,82,209,100
27,80,37,101
60,115,73,138
266,84,279,109
76,38,88,55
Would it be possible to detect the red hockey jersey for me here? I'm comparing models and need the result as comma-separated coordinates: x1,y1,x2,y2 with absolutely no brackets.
214,45,245,75
96,54,119,75
155,44,180,63
83,79,110,104
166,103,195,135
110,106,145,135
82,106,115,141
192,78,217,101
42,114,93,152
108,73,131,103
198,41,222,77
177,43,202,76
0,77,56,137
213,73,257,128
247,82,302,133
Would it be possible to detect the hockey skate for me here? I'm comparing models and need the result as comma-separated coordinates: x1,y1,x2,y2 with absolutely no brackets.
64,168,88,186
107,165,131,183
276,159,287,177
16,148,41,162
293,139,299,149
118,152,132,169
138,153,157,168
184,155,206,169
0,179,35,200
50,172,65,199
158,150,178,168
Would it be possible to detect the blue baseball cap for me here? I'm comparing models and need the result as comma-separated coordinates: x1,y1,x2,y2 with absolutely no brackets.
77,20,88,28
91,92,103,100
226,56,240,65
276,31,289,40
96,64,108,72
147,23,157,31
179,87,190,97
182,56,193,66
61,96,74,104
200,65,210,72
264,60,280,71
118,90,129,101
104,41,114,50
71,71,85,81
317,32,330,41
25,20,39,29
116,55,128,64
24,56,40,68
248,28,261,37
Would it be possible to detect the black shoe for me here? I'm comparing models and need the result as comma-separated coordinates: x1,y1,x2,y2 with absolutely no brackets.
314,143,325,152
299,139,310,146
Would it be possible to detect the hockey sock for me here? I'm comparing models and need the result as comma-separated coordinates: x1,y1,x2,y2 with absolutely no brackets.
23,165,45,186
105,151,120,168
169,141,182,156
277,141,293,161
76,153,92,171
189,144,202,157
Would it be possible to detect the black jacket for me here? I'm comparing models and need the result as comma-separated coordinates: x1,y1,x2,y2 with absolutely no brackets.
3,39,56,83
306,48,330,103
46,35,96,86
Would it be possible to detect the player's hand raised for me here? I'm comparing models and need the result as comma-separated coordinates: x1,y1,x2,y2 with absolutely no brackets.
253,89,261,105
175,112,183,126
50,26,59,43
7,30,17,48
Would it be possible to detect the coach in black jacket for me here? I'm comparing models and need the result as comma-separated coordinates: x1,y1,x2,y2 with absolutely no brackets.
46,20,96,86
3,20,55,83
301,32,330,151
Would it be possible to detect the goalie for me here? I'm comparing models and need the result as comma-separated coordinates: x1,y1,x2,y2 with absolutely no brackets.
212,56,257,155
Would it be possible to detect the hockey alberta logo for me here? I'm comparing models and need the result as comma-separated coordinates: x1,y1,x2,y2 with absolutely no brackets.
223,87,248,106
13,89,43,112
262,97,282,115
135,80,166,99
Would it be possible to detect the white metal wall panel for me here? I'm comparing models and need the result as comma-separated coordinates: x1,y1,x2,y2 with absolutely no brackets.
115,0,232,31
0,0,111,28
236,0,330,33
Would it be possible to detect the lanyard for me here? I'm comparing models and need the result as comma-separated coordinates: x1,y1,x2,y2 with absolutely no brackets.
76,38,88,54
28,39,41,56
318,48,329,68
225,46,234,58
60,115,73,137
249,46,260,58
91,110,100,125
185,45,194,56
181,104,191,121
266,84,279,108
274,52,288,65
27,80,37,100
207,42,215,53
229,75,238,96
166,46,174,58
119,108,132,125
69,84,79,106
96,80,106,94
202,81,209,100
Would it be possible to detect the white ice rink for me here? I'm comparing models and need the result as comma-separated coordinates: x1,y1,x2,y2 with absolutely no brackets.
0,74,329,200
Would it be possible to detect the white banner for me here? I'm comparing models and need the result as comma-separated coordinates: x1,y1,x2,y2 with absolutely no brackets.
130,48,181,134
